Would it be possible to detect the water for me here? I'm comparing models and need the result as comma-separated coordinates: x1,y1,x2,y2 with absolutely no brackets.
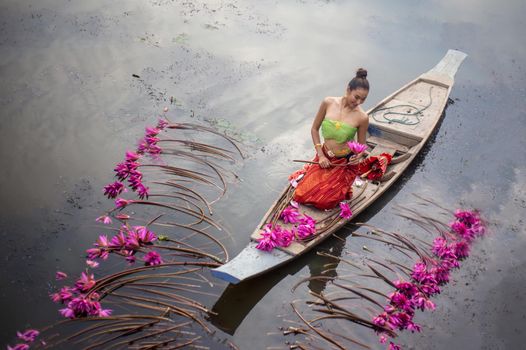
1,0,525,348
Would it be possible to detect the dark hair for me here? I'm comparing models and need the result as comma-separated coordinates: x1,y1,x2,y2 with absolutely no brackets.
348,68,369,91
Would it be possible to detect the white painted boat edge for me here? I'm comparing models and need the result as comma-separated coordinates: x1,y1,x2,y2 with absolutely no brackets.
210,242,291,284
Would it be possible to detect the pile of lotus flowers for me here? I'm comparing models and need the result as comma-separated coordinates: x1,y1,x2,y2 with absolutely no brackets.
372,209,486,349
256,201,353,251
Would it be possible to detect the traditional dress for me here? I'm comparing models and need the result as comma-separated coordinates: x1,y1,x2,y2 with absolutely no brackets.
291,119,359,210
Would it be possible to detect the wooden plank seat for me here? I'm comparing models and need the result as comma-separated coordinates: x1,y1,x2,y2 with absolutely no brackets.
366,135,410,153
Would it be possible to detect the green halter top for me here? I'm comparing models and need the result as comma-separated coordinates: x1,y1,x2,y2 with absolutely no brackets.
321,119,357,143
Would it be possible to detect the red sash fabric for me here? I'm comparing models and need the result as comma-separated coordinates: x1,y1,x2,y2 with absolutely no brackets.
291,152,358,210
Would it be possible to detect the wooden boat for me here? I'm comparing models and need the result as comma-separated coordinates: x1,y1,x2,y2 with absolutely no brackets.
211,49,467,284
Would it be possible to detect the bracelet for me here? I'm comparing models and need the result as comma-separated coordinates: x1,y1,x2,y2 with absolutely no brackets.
314,143,322,148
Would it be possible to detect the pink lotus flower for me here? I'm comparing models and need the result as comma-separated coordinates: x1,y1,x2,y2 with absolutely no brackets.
145,136,160,145
157,119,169,129
430,265,451,286
145,127,160,137
55,271,68,281
454,209,479,226
144,251,163,266
68,297,93,316
115,214,131,220
450,220,467,235
74,272,96,292
95,235,109,248
136,226,157,243
454,209,486,238
389,292,412,313
128,172,144,190
86,260,99,268
125,231,141,250
452,240,470,259
125,253,136,265
114,162,129,180
125,151,140,162
65,295,102,318
393,280,419,298
256,236,277,251
389,343,401,350
407,320,421,333
276,229,295,247
110,232,127,249
50,286,75,304
280,206,301,224
347,141,368,154
373,312,389,328
114,161,139,180
297,223,316,239
86,248,107,261
98,308,113,317
339,202,353,219
95,215,112,225
137,184,149,199
148,144,162,155
137,140,148,154
115,198,132,209
410,262,428,282
297,214,317,239
103,181,125,199
431,237,447,255
256,224,283,251
419,277,441,296
16,329,39,342
7,344,29,350
412,292,436,311
299,214,316,226
59,307,75,319
59,286,74,302
387,311,411,330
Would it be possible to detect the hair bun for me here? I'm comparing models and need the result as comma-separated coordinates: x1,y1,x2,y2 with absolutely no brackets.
356,68,368,79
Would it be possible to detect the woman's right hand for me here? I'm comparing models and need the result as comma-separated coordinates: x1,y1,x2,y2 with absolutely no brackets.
318,155,331,168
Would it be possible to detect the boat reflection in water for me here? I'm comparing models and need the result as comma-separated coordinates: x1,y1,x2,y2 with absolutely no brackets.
209,234,346,335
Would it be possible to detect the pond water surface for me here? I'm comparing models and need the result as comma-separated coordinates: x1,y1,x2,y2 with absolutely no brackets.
1,0,525,349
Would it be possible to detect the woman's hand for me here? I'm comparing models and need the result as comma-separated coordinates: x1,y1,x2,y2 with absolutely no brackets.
318,155,331,168
348,152,366,165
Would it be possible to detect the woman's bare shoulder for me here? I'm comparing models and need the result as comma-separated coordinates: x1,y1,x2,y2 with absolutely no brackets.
322,96,339,105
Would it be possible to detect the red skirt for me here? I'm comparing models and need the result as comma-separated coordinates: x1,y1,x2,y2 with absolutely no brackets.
291,151,358,210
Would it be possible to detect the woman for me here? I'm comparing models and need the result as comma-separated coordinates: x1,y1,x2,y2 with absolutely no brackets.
292,68,370,210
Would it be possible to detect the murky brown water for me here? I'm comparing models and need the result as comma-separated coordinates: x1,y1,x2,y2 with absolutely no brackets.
1,0,525,348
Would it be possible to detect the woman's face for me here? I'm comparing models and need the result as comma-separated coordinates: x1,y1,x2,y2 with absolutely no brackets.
346,87,368,110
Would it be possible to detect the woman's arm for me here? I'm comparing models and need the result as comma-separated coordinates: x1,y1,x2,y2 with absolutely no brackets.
311,98,331,168
356,111,369,144
348,112,369,165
